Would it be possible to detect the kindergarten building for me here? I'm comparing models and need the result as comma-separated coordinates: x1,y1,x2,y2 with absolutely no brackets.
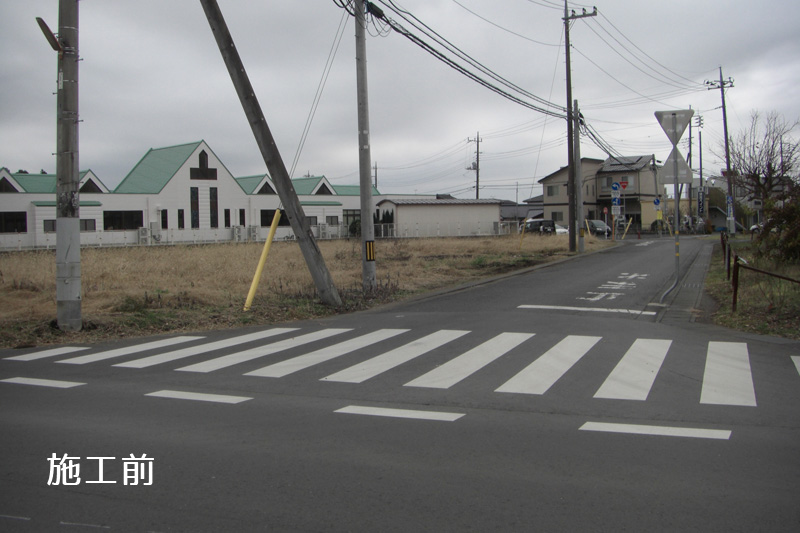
0,140,505,250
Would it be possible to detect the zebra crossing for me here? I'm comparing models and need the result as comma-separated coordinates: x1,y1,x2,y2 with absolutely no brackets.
1,326,771,407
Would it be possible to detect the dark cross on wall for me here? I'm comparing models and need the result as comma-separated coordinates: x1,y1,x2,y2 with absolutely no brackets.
190,150,217,180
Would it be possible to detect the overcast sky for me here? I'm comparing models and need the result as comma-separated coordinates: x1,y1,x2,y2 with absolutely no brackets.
2,0,799,201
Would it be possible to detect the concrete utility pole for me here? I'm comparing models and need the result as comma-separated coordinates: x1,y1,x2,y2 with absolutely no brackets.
706,67,735,234
467,133,481,199
39,1,81,331
574,100,584,253
563,2,596,252
200,0,342,307
354,0,377,292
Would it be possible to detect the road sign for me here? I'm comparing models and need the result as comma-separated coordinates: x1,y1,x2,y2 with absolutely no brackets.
662,147,693,184
611,182,620,191
653,198,660,206
612,197,621,206
619,180,628,190
611,189,621,199
611,206,621,216
697,189,705,216
603,207,608,214
655,109,694,145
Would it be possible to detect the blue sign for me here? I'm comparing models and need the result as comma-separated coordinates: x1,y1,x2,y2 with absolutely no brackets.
611,182,621,191
653,198,660,206
612,197,621,206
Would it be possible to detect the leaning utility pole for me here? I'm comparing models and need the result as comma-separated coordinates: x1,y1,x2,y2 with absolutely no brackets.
467,132,481,199
38,1,82,331
563,2,596,252
354,0,377,292
200,0,342,307
706,67,735,234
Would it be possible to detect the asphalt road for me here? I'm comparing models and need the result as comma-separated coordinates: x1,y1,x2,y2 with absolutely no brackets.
2,235,799,531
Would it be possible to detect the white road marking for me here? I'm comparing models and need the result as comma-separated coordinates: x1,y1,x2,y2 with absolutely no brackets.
519,304,656,316
405,332,534,389
496,335,602,395
1,377,85,388
4,346,89,361
244,329,407,378
115,328,298,368
57,336,204,365
177,328,351,373
792,356,800,377
321,330,469,384
144,390,251,404
700,342,757,406
334,405,464,422
594,339,672,401
580,421,731,440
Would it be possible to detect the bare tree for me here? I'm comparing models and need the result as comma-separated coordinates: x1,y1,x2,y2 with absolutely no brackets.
726,111,799,204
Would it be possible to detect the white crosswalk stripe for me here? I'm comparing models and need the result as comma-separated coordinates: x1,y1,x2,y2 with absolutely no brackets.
320,330,469,384
495,335,602,395
244,329,409,378
700,341,757,407
57,336,204,365
3,328,776,409
115,328,299,369
594,339,672,401
405,332,534,389
177,329,352,373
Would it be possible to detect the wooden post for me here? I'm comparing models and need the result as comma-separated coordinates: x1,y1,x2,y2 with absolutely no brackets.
200,0,341,306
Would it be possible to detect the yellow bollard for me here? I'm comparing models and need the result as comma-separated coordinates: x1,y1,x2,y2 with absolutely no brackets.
243,210,282,311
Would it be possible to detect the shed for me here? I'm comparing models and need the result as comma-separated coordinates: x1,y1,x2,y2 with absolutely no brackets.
376,198,502,237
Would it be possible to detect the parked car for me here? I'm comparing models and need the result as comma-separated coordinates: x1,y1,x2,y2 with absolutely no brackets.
554,224,568,235
585,219,611,237
519,219,556,235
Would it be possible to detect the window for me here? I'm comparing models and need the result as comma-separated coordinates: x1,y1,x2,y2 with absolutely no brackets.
80,219,96,232
0,212,27,233
306,216,318,226
239,208,246,226
260,209,290,227
546,185,559,197
210,187,218,228
178,209,185,229
552,211,564,222
44,219,57,233
224,209,231,228
343,209,360,228
103,211,143,230
190,187,199,229
161,209,168,230
326,216,339,225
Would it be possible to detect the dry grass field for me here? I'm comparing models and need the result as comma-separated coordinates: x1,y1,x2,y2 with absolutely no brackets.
0,234,611,348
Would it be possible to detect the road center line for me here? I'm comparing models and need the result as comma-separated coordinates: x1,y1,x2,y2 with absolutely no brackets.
580,421,731,440
1,377,86,388
334,405,465,422
145,390,252,404
518,304,656,316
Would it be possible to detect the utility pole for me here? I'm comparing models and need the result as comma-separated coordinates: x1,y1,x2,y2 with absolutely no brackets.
200,0,342,307
354,0,377,292
706,67,735,234
574,100,584,253
467,132,481,199
38,2,81,331
563,2,596,252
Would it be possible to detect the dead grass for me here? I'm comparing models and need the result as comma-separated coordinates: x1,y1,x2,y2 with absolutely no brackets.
0,234,609,348
704,240,800,340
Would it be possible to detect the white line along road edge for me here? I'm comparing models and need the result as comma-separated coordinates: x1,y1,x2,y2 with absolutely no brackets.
580,421,732,440
335,405,465,422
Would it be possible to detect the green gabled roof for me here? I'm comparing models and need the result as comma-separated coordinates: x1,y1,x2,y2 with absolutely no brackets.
291,176,325,195
301,201,342,206
11,172,56,193
114,141,202,194
235,174,265,195
332,184,380,196
32,200,102,207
